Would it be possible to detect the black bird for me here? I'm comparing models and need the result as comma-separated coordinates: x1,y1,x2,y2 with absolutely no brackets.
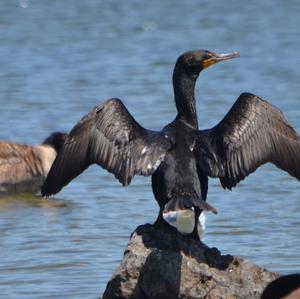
42,49,300,240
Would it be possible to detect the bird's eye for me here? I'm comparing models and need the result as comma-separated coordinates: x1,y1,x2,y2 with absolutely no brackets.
187,58,194,65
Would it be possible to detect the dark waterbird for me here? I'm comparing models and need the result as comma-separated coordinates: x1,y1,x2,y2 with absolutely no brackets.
42,49,300,240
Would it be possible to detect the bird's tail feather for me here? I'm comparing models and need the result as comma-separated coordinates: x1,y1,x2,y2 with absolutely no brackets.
164,197,217,214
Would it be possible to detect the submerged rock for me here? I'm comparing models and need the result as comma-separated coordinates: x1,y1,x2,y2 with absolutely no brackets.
102,222,279,299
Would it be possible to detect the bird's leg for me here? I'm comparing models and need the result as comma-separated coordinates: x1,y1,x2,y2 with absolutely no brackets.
154,209,174,232
180,207,200,257
191,207,201,241
154,210,165,226
187,208,201,257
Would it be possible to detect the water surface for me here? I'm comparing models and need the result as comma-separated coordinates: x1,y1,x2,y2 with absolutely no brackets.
0,1,300,298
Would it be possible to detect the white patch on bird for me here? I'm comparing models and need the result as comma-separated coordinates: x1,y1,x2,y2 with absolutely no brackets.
141,146,148,155
197,212,206,239
189,140,196,151
163,208,195,234
147,163,153,170
147,158,161,172
153,160,159,168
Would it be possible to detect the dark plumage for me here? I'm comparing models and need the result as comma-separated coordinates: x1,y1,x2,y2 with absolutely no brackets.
0,132,67,195
42,49,300,239
261,274,300,299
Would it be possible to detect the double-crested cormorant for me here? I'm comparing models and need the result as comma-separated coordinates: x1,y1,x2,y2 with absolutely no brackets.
41,49,300,240
0,132,67,195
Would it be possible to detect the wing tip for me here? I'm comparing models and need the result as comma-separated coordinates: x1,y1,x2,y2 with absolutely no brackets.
205,201,218,214
41,186,54,197
41,177,62,197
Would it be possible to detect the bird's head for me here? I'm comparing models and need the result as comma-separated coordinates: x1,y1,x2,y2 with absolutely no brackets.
42,132,68,153
175,49,240,78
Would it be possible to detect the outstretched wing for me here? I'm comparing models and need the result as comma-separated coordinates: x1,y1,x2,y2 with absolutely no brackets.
42,98,170,196
194,92,300,189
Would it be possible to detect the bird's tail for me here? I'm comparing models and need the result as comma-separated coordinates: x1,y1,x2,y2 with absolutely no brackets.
162,197,217,235
163,196,217,214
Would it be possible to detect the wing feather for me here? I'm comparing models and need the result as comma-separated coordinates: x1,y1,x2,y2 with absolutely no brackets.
194,93,300,189
42,98,170,196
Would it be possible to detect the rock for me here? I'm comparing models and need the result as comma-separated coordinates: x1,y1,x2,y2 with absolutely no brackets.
102,221,279,299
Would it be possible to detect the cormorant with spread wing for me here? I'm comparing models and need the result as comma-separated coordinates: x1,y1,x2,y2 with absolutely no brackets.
42,49,300,240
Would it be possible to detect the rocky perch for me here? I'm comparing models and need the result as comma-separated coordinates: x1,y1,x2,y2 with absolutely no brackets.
102,222,279,299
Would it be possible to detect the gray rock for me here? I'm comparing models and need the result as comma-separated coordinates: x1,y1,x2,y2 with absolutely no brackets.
102,222,279,299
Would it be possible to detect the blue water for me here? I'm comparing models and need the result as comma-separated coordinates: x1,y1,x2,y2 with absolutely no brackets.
0,1,300,298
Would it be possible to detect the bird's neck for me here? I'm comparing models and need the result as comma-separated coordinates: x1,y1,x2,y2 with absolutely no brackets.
173,70,198,129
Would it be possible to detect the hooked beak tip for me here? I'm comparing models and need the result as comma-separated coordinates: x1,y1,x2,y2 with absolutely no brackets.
203,51,240,69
